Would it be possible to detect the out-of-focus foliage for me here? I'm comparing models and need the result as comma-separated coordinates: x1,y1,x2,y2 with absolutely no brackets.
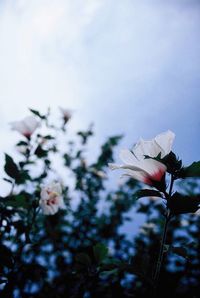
0,109,200,298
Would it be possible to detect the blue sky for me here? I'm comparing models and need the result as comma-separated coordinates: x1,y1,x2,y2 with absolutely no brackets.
0,0,200,195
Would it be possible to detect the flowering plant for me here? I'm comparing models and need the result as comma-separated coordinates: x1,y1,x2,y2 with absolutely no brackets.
0,109,200,298
110,130,200,295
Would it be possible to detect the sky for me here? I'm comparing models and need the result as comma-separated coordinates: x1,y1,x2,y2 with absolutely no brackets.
0,0,200,195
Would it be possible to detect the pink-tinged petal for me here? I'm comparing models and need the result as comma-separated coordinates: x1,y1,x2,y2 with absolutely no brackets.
132,139,163,160
59,107,72,116
143,167,166,186
42,201,59,215
138,159,166,176
10,121,27,135
40,181,65,215
122,162,166,186
10,116,40,137
24,117,39,133
154,130,175,157
109,159,166,186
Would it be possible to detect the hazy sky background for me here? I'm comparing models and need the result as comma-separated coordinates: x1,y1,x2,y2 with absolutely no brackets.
0,0,200,195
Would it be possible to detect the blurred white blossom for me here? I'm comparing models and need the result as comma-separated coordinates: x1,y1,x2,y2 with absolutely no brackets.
10,116,40,138
39,182,66,215
59,107,72,124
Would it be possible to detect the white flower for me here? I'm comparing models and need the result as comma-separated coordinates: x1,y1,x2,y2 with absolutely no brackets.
59,107,72,123
109,131,175,186
39,182,66,215
133,130,175,159
10,116,40,138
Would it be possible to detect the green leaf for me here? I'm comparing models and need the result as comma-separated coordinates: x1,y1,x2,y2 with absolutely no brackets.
135,189,162,200
42,135,54,140
109,135,123,146
168,192,200,214
75,253,91,267
4,154,20,180
0,245,13,268
13,220,27,236
181,161,200,178
144,153,162,160
144,152,183,178
171,246,189,259
16,141,28,146
29,108,46,119
63,153,72,167
34,145,48,158
93,243,109,264
100,258,122,271
77,128,93,145
4,154,30,184
2,194,30,209
99,268,119,279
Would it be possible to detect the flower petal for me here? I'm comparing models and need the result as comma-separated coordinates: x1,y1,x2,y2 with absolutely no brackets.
24,116,40,133
138,159,166,176
154,130,175,157
40,181,65,215
121,168,149,183
119,149,138,164
109,158,166,183
108,132,171,186
10,116,40,137
132,139,163,160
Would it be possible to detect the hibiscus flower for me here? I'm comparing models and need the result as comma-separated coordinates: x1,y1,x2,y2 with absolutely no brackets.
39,182,66,215
109,130,175,186
10,116,40,138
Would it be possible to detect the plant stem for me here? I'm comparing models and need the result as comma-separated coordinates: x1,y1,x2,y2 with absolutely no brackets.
153,174,174,294
153,211,170,293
